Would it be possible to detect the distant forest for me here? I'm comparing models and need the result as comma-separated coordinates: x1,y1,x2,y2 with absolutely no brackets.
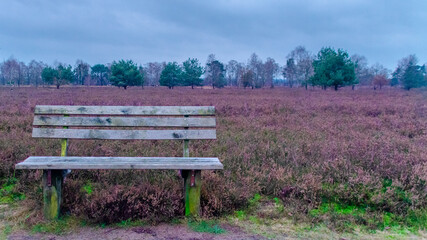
0,46,426,90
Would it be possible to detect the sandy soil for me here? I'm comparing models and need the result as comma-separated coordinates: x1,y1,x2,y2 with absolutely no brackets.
7,223,269,240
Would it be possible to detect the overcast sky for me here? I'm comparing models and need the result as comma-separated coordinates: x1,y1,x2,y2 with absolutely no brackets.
0,0,426,70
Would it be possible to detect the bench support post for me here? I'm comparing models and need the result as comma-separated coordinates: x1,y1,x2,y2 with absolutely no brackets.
182,134,201,217
42,170,63,220
43,118,68,220
183,170,201,217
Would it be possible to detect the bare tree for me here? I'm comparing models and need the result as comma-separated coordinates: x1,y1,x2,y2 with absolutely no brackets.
372,75,389,90
240,68,254,89
204,54,216,87
0,62,3,85
74,60,90,85
18,61,28,86
283,58,297,88
351,54,373,86
263,57,279,88
247,53,264,88
370,63,389,77
1,57,20,86
28,60,45,86
226,60,244,87
287,46,314,89
144,62,165,86
206,54,216,66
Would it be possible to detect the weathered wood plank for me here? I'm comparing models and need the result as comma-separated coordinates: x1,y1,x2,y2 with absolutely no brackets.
16,157,223,170
33,116,216,127
35,105,215,116
32,128,216,140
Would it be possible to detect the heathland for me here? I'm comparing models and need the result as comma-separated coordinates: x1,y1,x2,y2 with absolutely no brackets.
1,86,426,235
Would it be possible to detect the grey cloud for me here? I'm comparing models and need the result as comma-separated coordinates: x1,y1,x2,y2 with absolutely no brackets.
0,0,426,69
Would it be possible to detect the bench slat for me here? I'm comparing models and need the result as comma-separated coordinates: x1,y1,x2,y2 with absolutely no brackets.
35,106,215,116
33,116,216,127
15,156,223,170
33,128,216,140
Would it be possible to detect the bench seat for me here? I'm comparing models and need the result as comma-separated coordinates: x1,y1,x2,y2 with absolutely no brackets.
16,156,223,170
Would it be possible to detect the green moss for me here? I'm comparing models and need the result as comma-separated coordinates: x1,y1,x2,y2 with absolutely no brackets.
115,219,146,228
249,216,261,224
0,178,25,204
31,216,80,235
82,183,93,195
188,220,226,234
3,225,12,236
274,197,284,213
235,210,246,220
308,199,427,233
248,193,261,208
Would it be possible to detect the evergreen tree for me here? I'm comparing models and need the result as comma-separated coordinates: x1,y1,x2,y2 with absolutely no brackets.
310,47,355,90
159,62,183,89
402,64,425,90
41,64,74,89
206,60,226,88
110,60,143,89
182,58,203,89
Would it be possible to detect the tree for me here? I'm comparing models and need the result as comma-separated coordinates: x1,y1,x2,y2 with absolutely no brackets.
287,46,314,89
393,55,426,90
391,68,401,87
182,58,203,88
370,63,389,77
18,61,28,86
42,64,74,89
310,47,356,90
41,66,58,87
57,65,74,89
283,58,297,88
204,54,216,87
367,63,389,90
372,75,389,90
74,60,90,85
110,60,143,89
226,60,243,87
241,69,254,89
144,62,165,86
402,65,425,90
28,60,45,86
160,62,182,89
138,65,146,88
205,60,226,88
91,64,109,85
247,53,264,88
391,55,417,87
351,54,372,86
1,57,20,86
263,58,279,88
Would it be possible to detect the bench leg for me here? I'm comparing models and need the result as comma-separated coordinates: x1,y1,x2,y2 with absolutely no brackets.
42,170,63,220
183,170,201,217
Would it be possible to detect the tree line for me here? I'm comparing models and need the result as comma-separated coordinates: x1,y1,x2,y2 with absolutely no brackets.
0,46,426,90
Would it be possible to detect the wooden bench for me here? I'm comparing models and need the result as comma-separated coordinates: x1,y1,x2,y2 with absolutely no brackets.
15,105,223,219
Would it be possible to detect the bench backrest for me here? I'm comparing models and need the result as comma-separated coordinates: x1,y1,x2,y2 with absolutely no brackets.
32,105,216,140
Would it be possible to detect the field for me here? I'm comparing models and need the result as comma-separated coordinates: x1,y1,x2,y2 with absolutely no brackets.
1,86,427,237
